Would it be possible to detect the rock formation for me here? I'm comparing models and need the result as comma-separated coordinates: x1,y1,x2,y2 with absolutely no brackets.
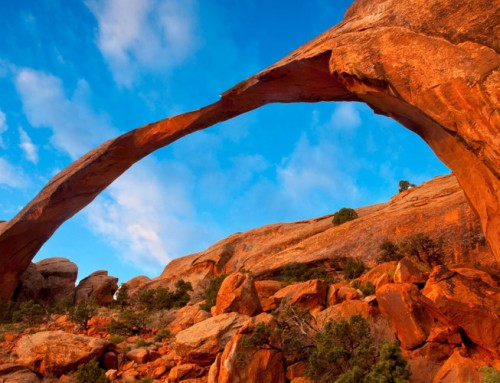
75,270,119,306
0,0,498,301
137,175,493,293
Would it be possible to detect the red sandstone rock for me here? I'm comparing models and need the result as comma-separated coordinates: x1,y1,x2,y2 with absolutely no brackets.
0,364,40,383
214,334,286,383
359,262,398,285
215,273,262,316
174,312,250,366
376,283,437,349
167,304,212,334
75,270,118,306
15,331,112,376
432,349,483,383
126,348,149,364
271,279,328,313
393,257,427,285
403,342,454,383
422,266,500,355
254,280,282,312
0,0,498,303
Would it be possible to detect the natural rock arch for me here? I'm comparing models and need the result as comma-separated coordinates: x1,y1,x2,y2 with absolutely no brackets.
0,0,498,301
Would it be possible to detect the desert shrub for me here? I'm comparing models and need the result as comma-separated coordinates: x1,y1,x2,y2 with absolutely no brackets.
377,239,404,264
51,296,74,314
401,233,444,267
398,180,415,193
352,280,375,296
140,378,154,383
342,257,366,280
154,329,172,342
364,341,411,383
278,262,330,284
480,366,500,383
240,302,316,365
12,300,46,326
75,359,110,383
306,314,377,382
109,334,125,344
0,301,16,323
108,310,147,335
137,280,193,312
332,208,359,226
136,339,150,347
69,296,97,330
114,283,129,309
200,274,227,312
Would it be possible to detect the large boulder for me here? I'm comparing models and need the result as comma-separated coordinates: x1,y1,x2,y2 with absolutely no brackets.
432,349,483,383
175,312,250,366
271,279,329,313
75,270,118,306
393,257,427,285
0,364,40,383
14,263,45,302
422,266,500,355
376,283,438,350
215,273,262,316
254,280,282,312
15,331,112,376
213,334,286,383
403,342,454,383
167,304,211,334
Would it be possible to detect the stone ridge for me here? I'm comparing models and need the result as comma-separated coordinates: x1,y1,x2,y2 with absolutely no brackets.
144,175,491,293
0,0,498,301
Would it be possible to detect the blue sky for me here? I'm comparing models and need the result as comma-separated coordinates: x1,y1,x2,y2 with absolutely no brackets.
0,0,449,283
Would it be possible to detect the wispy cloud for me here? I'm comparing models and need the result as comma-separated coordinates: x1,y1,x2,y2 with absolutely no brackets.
0,158,29,189
86,0,198,86
18,127,38,164
85,159,214,274
0,110,7,148
15,68,115,159
329,102,362,133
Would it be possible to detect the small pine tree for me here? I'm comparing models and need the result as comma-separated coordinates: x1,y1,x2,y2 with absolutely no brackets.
365,341,411,383
377,239,403,263
69,296,97,330
398,180,415,193
115,283,129,309
12,300,46,326
342,257,366,280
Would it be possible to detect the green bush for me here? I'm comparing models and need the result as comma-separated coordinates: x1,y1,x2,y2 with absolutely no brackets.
69,296,97,330
277,263,331,284
154,329,172,342
12,300,46,326
51,296,74,314
75,359,110,383
480,366,500,383
398,180,415,193
107,310,147,335
401,233,444,267
332,208,358,226
306,314,377,382
377,239,403,264
109,334,126,344
352,280,375,296
365,341,410,383
342,257,366,280
137,279,193,312
200,274,227,312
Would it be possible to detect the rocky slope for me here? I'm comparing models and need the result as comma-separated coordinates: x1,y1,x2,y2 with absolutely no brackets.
0,0,498,302
132,175,493,295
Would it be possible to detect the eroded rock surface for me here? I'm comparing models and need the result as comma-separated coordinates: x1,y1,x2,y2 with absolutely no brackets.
0,0,498,302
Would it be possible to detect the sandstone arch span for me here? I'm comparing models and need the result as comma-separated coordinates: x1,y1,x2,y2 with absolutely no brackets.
0,0,498,301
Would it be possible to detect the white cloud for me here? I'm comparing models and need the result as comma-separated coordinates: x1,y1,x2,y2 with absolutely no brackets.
85,159,214,274
0,110,7,148
15,68,116,159
330,103,362,132
18,127,38,164
86,0,198,86
0,158,29,189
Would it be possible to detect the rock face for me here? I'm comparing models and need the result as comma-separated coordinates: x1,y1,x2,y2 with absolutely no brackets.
15,331,112,376
14,257,77,305
0,364,40,383
154,175,492,291
175,312,250,366
0,0,498,302
215,273,262,316
75,270,118,306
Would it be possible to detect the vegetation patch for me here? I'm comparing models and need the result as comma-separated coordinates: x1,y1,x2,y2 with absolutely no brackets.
332,208,359,226
199,274,227,312
277,262,331,284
